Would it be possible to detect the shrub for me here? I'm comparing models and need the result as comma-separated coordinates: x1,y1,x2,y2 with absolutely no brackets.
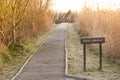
0,50,11,63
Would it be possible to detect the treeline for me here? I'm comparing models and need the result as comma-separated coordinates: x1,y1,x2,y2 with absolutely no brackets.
0,0,54,67
75,7,120,57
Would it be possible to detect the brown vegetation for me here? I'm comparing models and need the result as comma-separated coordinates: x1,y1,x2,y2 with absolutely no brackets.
54,10,74,24
75,7,120,57
0,0,54,69
67,24,120,80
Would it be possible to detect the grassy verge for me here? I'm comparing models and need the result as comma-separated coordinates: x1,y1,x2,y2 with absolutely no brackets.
0,25,56,80
67,23,120,80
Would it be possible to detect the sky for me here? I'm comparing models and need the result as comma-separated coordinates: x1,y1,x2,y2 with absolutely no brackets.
52,0,85,12
52,0,120,12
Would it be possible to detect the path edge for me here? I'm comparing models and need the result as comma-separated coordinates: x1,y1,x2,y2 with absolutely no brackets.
64,23,93,80
12,27,55,80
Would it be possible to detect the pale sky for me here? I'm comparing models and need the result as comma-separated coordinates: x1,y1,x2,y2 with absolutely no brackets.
52,0,85,12
52,0,120,12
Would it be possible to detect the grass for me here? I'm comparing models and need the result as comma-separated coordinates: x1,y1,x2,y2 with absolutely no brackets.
75,8,120,57
0,25,55,80
67,23,120,80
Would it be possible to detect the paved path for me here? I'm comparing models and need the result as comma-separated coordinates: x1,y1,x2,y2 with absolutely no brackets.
14,23,67,80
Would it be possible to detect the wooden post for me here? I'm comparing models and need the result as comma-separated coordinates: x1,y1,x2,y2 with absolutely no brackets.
83,44,86,72
99,43,102,71
81,37,105,72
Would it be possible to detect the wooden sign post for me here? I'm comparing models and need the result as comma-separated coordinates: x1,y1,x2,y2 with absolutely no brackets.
81,37,105,72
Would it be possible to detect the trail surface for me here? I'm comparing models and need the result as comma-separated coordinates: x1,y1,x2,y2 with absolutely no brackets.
14,23,82,80
14,23,66,80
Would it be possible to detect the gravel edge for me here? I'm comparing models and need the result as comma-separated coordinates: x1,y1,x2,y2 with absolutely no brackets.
65,23,93,80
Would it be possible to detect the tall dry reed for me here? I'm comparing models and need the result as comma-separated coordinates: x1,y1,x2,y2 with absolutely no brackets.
75,8,120,57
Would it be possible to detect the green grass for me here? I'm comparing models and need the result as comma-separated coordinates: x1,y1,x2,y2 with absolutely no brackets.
0,25,55,80
67,23,120,80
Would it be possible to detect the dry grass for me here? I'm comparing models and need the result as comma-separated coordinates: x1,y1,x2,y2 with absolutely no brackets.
75,8,120,57
67,24,120,80
0,0,54,78
0,26,55,80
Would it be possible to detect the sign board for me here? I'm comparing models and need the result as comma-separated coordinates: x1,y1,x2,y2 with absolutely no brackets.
80,37,105,72
81,37,105,44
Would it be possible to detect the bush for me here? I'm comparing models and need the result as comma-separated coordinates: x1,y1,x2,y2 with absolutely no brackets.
11,41,30,54
0,50,11,63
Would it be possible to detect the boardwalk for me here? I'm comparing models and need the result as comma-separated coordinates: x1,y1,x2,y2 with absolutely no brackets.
14,23,66,80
